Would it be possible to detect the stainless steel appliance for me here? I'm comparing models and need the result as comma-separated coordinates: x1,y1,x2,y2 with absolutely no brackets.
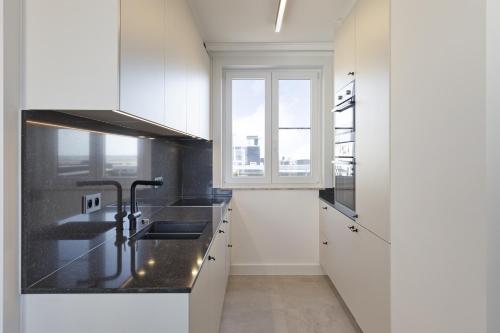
333,80,357,218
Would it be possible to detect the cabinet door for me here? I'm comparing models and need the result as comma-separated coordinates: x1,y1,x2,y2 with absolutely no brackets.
199,49,211,140
165,0,188,132
186,27,209,138
354,0,391,242
334,10,356,91
319,201,331,276
120,0,165,124
23,0,119,110
224,209,232,283
350,224,390,333
189,257,214,333
327,207,390,333
210,231,227,333
326,208,357,312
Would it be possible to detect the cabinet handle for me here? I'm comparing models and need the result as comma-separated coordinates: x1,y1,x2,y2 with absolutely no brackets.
348,71,355,76
348,225,359,233
322,206,328,210
223,220,229,224
228,208,233,212
322,241,328,245
208,256,216,261
228,244,233,248
218,229,225,234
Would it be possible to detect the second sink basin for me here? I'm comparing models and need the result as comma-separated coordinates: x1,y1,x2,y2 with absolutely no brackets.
134,221,208,240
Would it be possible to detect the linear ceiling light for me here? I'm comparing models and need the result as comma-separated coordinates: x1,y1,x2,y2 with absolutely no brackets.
275,0,288,32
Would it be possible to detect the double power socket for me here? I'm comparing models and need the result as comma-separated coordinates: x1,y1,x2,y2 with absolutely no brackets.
82,193,102,214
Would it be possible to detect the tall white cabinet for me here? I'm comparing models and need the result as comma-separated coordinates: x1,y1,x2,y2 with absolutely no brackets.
324,0,391,331
23,0,211,139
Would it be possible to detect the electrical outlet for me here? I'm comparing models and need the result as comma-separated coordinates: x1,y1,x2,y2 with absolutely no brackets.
82,193,102,214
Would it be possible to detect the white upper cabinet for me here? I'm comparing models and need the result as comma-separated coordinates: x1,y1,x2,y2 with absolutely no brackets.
354,0,390,242
165,0,189,132
23,0,211,139
165,0,211,139
23,0,120,110
121,0,166,124
334,11,356,91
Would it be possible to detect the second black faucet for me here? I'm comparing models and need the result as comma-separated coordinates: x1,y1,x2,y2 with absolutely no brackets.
128,178,164,230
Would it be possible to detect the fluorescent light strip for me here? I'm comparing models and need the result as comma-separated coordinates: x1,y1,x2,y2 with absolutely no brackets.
275,0,288,32
112,110,200,139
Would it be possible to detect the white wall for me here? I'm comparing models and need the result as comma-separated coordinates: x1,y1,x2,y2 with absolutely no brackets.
2,0,21,331
487,0,500,331
230,190,321,275
391,0,487,332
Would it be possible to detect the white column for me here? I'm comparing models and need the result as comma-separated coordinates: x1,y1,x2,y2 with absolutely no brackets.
487,0,500,331
391,0,487,331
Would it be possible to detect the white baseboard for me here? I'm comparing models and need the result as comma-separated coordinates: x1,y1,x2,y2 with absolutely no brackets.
230,264,325,276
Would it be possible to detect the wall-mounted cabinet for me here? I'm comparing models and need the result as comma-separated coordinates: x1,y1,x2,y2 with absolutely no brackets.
23,0,210,139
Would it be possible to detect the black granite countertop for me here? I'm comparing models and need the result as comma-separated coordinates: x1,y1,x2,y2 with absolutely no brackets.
318,189,357,221
22,197,231,294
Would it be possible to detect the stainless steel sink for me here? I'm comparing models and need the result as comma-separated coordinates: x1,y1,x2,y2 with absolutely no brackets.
132,221,208,240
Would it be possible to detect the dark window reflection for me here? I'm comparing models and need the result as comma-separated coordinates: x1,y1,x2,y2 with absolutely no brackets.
104,134,138,177
57,129,90,176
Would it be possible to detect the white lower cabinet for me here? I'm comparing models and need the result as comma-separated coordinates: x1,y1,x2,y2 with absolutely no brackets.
22,212,232,333
190,231,226,333
319,200,390,333
189,206,231,333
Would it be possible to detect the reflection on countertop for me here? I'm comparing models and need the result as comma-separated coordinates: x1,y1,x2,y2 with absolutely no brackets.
23,197,231,294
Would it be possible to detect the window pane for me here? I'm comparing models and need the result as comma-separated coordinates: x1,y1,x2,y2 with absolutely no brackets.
278,79,311,177
278,129,311,176
231,79,266,177
104,134,138,177
279,80,311,128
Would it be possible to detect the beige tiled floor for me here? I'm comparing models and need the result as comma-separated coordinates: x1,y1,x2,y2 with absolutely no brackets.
219,276,359,333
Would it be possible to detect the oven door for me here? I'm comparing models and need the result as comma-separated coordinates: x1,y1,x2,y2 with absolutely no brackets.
334,157,356,212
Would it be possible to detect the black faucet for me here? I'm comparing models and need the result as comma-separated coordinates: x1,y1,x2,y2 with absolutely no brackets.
76,180,127,230
128,179,164,230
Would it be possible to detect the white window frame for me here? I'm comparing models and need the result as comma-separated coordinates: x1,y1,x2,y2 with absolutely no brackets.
223,69,322,188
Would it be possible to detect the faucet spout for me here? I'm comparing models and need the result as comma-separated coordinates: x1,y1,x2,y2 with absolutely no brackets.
128,178,164,230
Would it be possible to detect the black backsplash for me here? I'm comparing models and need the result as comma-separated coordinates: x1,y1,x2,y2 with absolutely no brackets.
21,110,229,288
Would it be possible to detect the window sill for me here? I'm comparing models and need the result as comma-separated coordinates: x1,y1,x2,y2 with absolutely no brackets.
221,183,325,190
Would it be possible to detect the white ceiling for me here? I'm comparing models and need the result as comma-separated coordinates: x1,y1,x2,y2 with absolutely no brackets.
187,0,356,44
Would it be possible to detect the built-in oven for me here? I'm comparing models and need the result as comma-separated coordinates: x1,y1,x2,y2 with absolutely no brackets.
333,80,357,218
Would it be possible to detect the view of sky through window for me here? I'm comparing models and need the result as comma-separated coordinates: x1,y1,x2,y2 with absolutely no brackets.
231,79,266,177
